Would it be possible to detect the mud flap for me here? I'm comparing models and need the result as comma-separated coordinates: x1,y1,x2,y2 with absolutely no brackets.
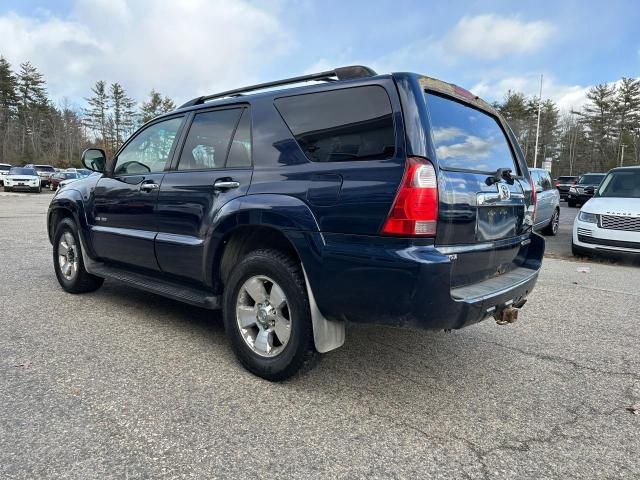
302,267,345,353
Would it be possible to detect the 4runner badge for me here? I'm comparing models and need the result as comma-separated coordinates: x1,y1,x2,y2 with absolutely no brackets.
498,184,511,200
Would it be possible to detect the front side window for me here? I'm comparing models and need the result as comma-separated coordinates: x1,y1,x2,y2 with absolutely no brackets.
178,109,243,170
426,92,516,172
114,117,183,175
275,86,395,162
598,170,640,198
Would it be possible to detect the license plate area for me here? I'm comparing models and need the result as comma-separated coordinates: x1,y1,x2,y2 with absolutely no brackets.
476,205,523,242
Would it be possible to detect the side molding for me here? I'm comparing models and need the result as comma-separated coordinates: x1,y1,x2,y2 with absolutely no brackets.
302,266,345,353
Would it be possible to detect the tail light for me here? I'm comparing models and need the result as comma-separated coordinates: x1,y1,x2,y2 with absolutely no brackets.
530,176,537,222
382,157,438,236
554,180,560,187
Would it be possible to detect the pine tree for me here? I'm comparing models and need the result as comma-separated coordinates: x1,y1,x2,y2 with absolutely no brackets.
109,82,136,151
84,80,110,153
140,89,176,123
0,56,18,162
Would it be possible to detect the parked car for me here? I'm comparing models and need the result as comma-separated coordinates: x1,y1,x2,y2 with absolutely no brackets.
3,167,41,192
47,66,544,380
0,163,11,185
554,175,577,199
530,168,560,235
567,173,606,207
25,164,56,187
49,171,80,191
572,166,640,257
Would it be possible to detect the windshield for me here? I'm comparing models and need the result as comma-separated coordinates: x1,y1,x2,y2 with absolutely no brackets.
597,170,640,198
578,174,605,185
0,165,10,171
9,167,37,175
63,173,79,179
34,166,55,173
557,176,575,182
426,92,516,173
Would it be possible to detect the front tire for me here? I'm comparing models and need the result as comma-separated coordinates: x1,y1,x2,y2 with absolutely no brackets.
3,186,11,192
223,249,318,381
542,208,559,236
568,199,577,208
53,218,104,293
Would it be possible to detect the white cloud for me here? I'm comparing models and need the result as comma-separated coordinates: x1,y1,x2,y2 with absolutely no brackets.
471,75,592,112
0,0,292,107
442,15,556,60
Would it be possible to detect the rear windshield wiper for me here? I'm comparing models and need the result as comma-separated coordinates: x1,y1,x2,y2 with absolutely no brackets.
485,168,522,186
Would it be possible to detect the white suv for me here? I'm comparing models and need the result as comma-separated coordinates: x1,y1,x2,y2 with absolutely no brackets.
572,166,640,257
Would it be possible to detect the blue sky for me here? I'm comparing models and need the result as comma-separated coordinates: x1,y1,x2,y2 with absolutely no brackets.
0,0,638,110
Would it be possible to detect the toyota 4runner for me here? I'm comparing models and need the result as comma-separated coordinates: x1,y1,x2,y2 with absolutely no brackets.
48,66,544,380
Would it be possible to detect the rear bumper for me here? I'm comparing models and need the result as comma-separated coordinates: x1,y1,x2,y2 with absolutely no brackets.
308,232,544,330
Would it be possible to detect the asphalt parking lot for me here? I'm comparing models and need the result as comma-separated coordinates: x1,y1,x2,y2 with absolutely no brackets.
1,191,639,479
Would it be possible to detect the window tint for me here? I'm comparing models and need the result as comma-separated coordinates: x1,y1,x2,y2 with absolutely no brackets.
426,93,516,172
275,86,395,162
598,170,640,198
578,174,606,185
178,109,242,170
226,109,252,168
114,117,183,175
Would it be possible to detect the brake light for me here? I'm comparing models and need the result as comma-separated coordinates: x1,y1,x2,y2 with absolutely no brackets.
382,157,438,236
530,175,537,222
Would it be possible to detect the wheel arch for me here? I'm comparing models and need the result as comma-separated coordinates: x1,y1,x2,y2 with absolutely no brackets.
207,194,344,353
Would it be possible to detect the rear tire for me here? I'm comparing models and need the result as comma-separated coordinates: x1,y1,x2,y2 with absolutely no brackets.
3,186,11,192
223,249,319,381
542,208,559,236
53,218,104,293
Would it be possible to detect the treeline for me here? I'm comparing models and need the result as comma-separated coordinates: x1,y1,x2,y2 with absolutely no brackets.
0,56,175,167
495,77,640,175
1,54,639,175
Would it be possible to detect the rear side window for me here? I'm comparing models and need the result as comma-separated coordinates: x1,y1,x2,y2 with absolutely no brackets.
178,109,242,170
275,86,395,162
426,93,516,173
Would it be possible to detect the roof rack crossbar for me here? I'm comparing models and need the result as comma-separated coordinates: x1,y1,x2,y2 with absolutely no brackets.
179,65,377,109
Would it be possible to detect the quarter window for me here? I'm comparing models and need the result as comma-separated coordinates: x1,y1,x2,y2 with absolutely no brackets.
178,109,242,170
275,86,395,162
114,117,183,175
226,109,252,168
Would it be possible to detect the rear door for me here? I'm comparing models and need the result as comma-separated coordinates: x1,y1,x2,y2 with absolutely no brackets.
424,92,532,287
155,107,253,283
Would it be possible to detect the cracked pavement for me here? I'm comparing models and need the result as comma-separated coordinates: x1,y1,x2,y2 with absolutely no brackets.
1,192,639,479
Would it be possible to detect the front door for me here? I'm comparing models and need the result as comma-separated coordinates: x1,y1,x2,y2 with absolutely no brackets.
90,116,185,271
155,107,253,283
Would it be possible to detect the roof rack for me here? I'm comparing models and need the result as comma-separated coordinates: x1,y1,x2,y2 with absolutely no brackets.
179,65,378,109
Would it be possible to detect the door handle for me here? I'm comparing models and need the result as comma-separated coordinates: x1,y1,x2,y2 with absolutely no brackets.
213,180,240,191
139,182,159,192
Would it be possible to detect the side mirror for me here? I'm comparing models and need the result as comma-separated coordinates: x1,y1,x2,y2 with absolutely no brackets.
81,148,107,173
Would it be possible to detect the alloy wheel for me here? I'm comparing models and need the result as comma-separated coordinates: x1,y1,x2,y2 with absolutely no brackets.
58,231,79,281
236,275,292,357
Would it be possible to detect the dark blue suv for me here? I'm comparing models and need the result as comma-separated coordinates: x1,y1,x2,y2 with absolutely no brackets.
48,66,543,380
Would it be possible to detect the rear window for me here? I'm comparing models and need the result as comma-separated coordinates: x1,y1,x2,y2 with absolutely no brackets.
426,92,516,173
34,165,55,172
0,165,10,171
275,86,395,162
557,176,576,182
